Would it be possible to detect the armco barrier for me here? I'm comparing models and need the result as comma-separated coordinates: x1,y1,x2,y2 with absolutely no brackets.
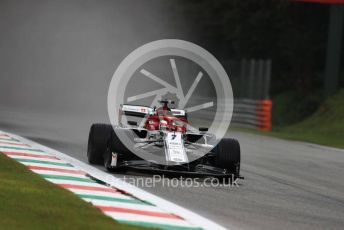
232,99,272,131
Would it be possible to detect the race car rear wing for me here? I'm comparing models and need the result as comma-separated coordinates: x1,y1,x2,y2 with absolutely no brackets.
119,104,187,127
120,104,186,117
170,109,186,117
120,104,153,118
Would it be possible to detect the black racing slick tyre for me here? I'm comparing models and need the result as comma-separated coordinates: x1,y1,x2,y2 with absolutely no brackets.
87,123,112,164
215,138,241,175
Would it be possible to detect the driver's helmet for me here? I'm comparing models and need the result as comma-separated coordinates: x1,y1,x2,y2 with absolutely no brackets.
156,107,172,116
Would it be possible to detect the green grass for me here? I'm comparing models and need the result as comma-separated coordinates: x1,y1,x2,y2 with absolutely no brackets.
0,154,144,230
238,89,344,149
271,90,322,127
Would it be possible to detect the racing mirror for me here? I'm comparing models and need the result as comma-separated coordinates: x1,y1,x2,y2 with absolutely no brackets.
199,127,208,132
128,121,138,126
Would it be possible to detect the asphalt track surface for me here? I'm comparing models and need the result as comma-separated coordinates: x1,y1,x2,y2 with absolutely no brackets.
2,1,344,229
1,108,344,230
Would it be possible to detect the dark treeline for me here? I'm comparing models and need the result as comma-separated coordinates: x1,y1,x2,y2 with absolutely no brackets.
167,0,343,125
168,0,342,96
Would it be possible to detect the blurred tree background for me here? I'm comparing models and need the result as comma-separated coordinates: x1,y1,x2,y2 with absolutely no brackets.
167,0,343,127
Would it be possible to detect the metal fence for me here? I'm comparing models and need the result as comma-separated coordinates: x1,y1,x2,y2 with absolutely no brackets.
222,59,273,131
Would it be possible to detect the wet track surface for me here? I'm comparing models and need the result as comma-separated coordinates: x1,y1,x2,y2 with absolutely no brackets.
2,1,344,229
1,108,344,230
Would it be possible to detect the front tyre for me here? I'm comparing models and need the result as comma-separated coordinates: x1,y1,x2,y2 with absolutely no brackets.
215,138,241,176
87,123,112,164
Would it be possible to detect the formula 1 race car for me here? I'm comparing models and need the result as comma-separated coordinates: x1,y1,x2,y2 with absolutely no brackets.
87,100,242,181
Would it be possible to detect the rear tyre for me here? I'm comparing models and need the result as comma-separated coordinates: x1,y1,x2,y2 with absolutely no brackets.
215,138,241,175
87,123,112,164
